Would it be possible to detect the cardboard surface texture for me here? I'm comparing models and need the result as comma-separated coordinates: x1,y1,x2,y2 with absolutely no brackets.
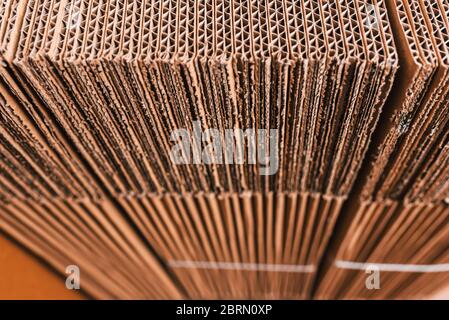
0,0,448,299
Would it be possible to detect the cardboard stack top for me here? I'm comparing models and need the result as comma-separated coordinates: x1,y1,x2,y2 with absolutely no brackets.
0,0,102,202
317,0,449,300
362,0,449,204
1,0,397,199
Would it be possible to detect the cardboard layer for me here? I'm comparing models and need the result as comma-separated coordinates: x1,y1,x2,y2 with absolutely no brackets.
361,0,449,203
0,0,397,197
317,200,449,299
0,197,184,299
1,192,343,299
2,0,449,300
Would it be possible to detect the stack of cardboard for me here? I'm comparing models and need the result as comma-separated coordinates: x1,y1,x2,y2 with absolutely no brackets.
317,0,449,299
1,0,448,299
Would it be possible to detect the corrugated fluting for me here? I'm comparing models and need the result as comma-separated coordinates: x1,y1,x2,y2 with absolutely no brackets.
0,0,397,196
317,201,449,299
0,0,449,299
317,0,449,300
